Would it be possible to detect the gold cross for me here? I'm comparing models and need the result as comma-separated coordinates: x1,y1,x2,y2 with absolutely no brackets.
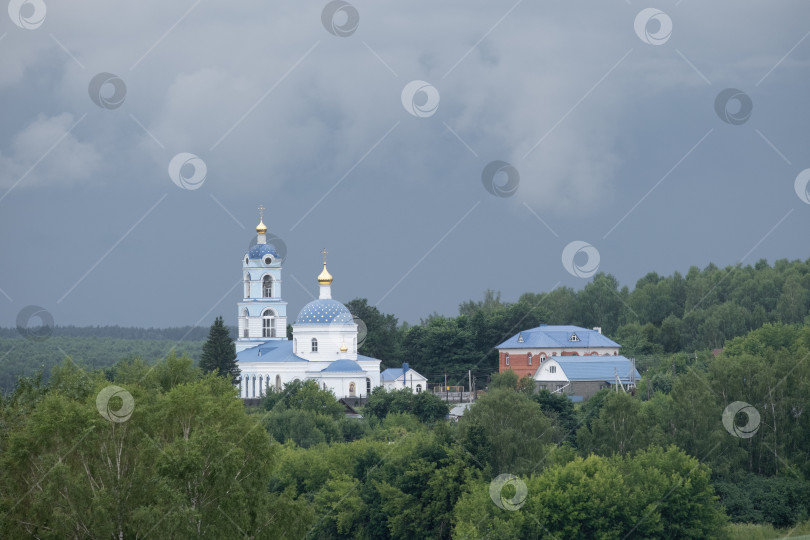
258,205,265,220
321,248,328,264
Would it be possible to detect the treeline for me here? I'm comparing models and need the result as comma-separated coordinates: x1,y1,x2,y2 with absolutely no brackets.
3,257,808,396
350,257,810,387
0,324,219,340
0,337,204,395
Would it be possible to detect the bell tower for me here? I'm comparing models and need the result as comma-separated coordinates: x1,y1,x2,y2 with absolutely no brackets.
236,206,288,352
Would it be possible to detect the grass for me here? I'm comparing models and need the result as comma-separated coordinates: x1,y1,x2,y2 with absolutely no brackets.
726,521,810,540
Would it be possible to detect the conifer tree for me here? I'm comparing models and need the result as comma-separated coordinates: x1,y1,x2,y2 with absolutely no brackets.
200,316,240,385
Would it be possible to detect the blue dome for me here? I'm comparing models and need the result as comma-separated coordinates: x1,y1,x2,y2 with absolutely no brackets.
248,244,279,260
295,299,354,325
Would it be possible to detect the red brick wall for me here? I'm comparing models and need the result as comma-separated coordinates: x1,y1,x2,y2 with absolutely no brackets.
498,351,537,377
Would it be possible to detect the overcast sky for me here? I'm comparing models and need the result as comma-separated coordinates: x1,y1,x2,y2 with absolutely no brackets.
1,1,809,332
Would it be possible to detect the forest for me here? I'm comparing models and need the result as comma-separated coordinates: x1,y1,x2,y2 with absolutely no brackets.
2,257,810,538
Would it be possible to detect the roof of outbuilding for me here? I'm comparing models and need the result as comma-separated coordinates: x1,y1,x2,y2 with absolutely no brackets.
380,366,425,381
538,355,640,382
497,325,620,349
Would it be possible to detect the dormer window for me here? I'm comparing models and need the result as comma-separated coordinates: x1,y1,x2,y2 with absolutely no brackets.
517,333,524,343
569,333,580,342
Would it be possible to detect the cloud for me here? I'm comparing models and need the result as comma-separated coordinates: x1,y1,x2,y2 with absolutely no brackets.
0,113,101,189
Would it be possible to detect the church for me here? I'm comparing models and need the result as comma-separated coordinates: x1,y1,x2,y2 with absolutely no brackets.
235,210,381,399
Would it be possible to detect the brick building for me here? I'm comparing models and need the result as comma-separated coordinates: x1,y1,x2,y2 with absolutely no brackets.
495,325,638,400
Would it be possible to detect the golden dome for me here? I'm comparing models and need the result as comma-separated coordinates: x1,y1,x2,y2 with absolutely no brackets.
256,218,267,235
318,263,333,285
340,342,348,353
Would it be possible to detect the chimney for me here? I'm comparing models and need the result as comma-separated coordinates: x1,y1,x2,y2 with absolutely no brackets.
593,327,602,334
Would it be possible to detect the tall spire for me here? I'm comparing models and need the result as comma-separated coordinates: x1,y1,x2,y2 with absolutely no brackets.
256,205,267,243
318,248,333,299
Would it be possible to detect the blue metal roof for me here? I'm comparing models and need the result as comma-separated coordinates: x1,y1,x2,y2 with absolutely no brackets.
295,299,354,325
549,356,640,382
380,367,414,381
497,325,620,349
236,340,301,363
321,359,364,372
248,244,279,260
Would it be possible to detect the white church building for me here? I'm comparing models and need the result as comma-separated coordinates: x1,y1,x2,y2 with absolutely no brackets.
235,210,381,399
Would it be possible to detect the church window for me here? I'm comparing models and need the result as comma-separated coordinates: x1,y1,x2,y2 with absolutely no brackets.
275,375,281,391
416,384,422,393
263,275,272,297
293,339,297,354
311,338,318,352
349,382,356,397
549,365,556,374
528,353,532,365
505,353,510,366
262,309,276,338
244,274,250,298
242,309,249,338
366,378,371,395
263,256,272,265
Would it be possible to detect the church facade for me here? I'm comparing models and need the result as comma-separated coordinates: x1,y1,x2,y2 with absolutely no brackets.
235,211,381,399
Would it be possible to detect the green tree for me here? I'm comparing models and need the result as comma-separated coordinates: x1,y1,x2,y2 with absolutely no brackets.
458,389,554,475
453,446,727,539
199,316,239,384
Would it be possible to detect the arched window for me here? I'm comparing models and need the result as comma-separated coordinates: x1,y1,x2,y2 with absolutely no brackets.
275,374,281,391
349,382,356,397
416,384,422,393
263,275,272,298
527,353,533,365
505,353,510,366
242,308,249,338
366,377,371,395
244,273,250,298
311,338,318,352
262,309,276,338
